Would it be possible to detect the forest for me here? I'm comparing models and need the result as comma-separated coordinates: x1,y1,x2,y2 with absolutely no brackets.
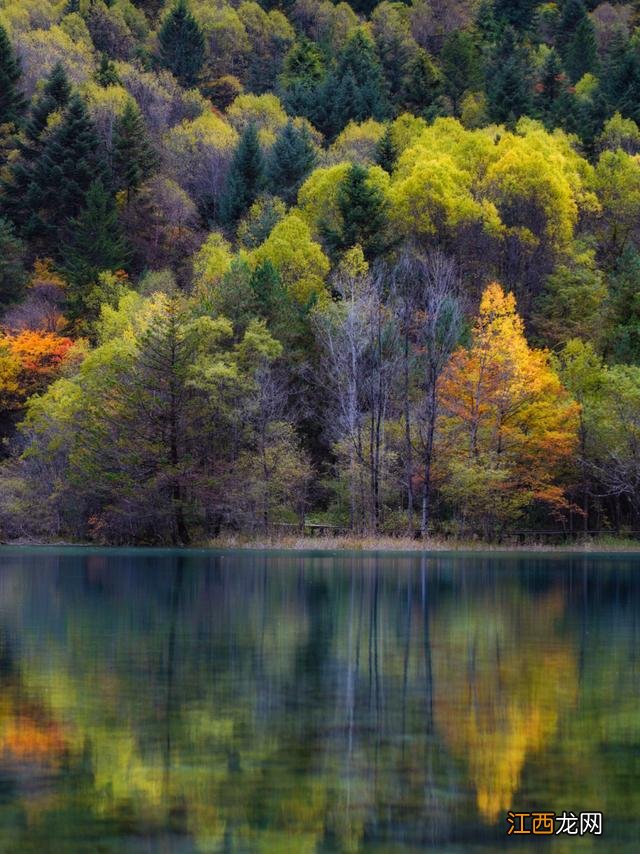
0,0,640,544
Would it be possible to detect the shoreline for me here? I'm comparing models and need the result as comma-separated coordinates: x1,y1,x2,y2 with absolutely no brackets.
3,534,640,554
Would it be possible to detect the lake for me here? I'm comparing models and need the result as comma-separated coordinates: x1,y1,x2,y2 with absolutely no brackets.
0,548,637,852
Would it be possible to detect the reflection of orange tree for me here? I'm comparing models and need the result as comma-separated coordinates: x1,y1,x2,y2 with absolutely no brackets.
0,695,68,765
432,587,577,823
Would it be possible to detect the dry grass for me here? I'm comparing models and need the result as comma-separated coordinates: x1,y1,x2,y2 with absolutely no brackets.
207,533,640,553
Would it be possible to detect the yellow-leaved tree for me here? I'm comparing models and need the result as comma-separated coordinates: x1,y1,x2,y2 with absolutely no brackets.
436,282,579,536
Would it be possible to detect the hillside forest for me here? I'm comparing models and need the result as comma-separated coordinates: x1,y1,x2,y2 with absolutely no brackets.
1,0,640,544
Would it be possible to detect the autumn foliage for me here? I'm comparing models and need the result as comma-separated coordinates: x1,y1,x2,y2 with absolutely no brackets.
437,283,579,533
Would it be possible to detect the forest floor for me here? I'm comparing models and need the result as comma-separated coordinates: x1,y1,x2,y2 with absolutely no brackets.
207,533,640,553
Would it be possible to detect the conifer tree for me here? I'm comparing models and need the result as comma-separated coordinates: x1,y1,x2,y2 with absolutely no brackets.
158,0,205,88
401,49,441,116
602,34,640,125
1,63,70,229
375,125,398,174
114,99,158,199
486,28,532,125
220,123,266,224
0,23,25,129
562,10,597,83
63,179,129,315
536,49,565,125
0,217,25,306
323,164,388,260
95,54,122,87
23,94,109,254
267,120,316,204
328,31,390,136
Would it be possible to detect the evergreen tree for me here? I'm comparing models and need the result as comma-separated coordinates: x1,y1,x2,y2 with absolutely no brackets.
1,63,70,229
220,123,266,224
401,49,441,116
114,99,158,199
63,179,129,316
95,54,122,87
267,120,316,204
536,48,566,125
563,13,597,83
486,28,532,126
0,24,25,130
440,31,483,113
493,0,537,30
25,62,71,151
323,164,389,260
328,31,390,136
556,0,588,56
158,0,205,88
22,94,109,254
602,34,640,125
375,125,398,174
0,217,25,306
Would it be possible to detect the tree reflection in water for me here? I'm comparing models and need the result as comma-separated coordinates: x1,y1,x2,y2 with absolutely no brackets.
0,549,637,851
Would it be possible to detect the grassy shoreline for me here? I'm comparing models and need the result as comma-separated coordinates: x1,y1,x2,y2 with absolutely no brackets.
204,533,640,553
3,534,640,553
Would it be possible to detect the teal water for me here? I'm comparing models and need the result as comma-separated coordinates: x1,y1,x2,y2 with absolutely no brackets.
0,547,637,852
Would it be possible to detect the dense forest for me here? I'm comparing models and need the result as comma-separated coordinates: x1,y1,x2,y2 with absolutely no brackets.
0,0,640,544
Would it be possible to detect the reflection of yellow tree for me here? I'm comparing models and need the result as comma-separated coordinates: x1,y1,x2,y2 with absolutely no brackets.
433,587,577,823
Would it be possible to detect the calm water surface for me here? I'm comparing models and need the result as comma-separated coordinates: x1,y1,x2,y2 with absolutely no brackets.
0,547,637,852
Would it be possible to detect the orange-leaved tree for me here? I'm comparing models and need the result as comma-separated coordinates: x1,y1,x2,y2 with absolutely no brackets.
436,282,579,536
0,330,76,412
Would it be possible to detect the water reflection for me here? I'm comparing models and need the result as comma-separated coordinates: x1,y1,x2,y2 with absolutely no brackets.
0,548,637,851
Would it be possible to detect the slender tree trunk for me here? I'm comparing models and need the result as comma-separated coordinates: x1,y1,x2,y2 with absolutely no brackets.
403,328,414,536
421,381,437,539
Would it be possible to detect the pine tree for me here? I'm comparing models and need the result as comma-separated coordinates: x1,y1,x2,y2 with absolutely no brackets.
95,54,122,87
486,28,532,126
0,217,25,306
375,125,398,174
493,0,537,30
563,14,597,83
328,30,390,136
267,120,316,204
1,63,70,229
536,49,566,125
63,179,129,315
0,23,25,129
323,164,389,260
440,31,483,113
158,0,205,88
114,99,158,199
219,123,266,224
602,34,640,125
23,94,109,254
26,63,71,147
401,49,441,116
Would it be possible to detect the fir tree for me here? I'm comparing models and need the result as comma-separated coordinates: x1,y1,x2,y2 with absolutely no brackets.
63,179,129,314
401,49,441,116
563,14,597,83
602,34,640,125
328,30,390,136
493,0,537,30
219,123,266,224
23,94,109,254
95,54,122,87
486,28,532,126
440,31,483,113
1,63,70,229
25,62,71,151
375,125,398,174
158,0,205,88
267,120,316,204
0,23,25,129
323,164,389,260
114,100,158,199
535,49,566,125
0,217,25,306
